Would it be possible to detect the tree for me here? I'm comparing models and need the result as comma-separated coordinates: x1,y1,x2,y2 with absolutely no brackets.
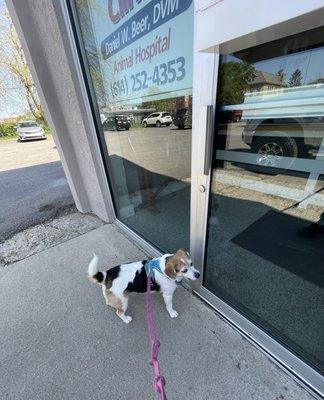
288,69,303,87
0,9,45,121
277,69,285,85
218,61,256,106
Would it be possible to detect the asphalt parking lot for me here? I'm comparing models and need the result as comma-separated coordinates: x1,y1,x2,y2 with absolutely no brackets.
0,136,61,172
0,138,73,241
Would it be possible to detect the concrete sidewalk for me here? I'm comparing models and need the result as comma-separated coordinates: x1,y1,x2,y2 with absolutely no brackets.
0,224,314,400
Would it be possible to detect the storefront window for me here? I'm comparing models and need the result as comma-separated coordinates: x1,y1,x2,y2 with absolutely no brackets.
204,27,324,374
72,0,194,252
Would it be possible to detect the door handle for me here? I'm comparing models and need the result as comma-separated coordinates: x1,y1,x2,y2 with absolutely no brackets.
203,105,214,175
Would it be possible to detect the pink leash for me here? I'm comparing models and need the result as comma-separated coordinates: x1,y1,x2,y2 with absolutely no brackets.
146,275,168,400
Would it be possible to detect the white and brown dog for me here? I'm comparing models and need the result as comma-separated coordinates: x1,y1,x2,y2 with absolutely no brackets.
87,249,200,324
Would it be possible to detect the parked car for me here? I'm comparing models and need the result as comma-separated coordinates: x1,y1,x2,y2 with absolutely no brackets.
173,107,192,129
17,121,46,142
102,115,131,131
142,112,172,127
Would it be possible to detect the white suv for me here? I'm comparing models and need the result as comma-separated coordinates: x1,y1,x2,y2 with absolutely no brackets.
142,112,172,127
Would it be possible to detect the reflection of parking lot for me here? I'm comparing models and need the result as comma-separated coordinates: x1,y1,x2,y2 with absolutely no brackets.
213,168,324,224
214,121,324,224
103,124,191,251
104,125,191,182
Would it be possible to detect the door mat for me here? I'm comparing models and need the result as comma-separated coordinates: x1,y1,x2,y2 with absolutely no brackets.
231,210,324,288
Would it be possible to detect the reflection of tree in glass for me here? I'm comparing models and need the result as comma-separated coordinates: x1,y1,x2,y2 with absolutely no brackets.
277,69,286,86
76,0,107,107
142,98,174,112
218,61,256,106
288,68,303,87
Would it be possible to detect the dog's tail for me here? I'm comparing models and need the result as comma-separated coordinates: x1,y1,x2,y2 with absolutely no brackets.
88,254,105,284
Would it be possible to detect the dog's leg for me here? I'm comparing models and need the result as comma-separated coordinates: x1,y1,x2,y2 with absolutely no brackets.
102,285,110,305
162,292,178,318
104,290,132,324
116,295,132,324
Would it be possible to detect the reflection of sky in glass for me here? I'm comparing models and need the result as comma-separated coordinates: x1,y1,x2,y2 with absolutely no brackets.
255,47,324,85
305,48,324,83
227,47,324,86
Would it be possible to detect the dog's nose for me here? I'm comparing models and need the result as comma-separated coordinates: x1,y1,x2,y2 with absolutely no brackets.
194,271,200,279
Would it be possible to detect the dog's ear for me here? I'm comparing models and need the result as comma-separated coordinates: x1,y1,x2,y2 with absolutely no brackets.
176,248,189,258
165,256,181,279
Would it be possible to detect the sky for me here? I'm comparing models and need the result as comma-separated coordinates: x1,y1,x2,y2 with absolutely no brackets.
0,72,28,119
0,0,28,119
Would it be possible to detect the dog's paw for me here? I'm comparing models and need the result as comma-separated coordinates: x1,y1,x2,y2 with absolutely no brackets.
116,310,133,324
169,310,178,318
123,315,133,324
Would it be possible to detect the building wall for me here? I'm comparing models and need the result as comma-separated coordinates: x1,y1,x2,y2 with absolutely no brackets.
196,0,324,53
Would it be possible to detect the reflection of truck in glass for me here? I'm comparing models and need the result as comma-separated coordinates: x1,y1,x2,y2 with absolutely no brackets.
223,84,324,168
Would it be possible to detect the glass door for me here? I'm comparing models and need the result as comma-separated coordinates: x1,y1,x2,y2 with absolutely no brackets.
69,0,194,253
202,27,324,382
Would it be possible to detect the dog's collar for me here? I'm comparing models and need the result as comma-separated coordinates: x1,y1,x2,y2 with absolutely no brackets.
144,258,183,286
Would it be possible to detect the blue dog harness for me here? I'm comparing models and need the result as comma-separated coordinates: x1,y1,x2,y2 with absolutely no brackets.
145,258,183,286
145,258,162,277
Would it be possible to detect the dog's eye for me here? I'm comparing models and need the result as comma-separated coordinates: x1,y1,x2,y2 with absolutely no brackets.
183,268,188,273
